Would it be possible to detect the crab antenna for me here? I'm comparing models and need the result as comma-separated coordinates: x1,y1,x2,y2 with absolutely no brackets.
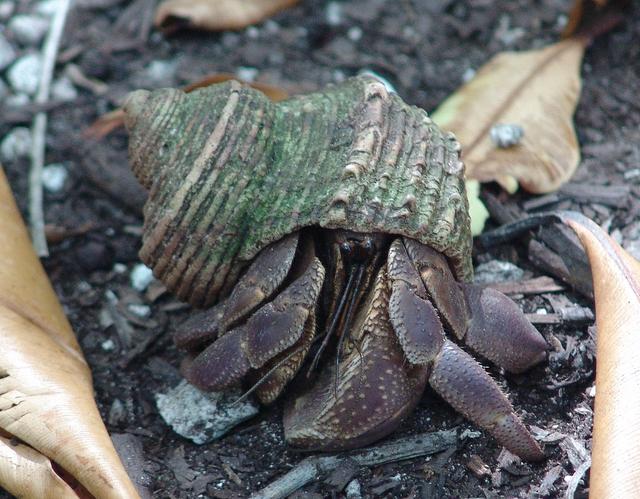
306,267,357,376
334,263,365,397
231,338,320,406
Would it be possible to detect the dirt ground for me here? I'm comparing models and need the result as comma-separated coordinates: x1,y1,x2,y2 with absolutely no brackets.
2,0,640,497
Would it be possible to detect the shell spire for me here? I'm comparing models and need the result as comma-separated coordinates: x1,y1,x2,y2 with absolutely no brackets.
124,76,472,307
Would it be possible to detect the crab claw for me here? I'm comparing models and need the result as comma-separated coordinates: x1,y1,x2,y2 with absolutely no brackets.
429,340,544,461
460,284,548,374
284,268,429,450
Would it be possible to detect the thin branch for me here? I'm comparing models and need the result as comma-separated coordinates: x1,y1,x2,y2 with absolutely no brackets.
29,0,73,257
250,429,457,499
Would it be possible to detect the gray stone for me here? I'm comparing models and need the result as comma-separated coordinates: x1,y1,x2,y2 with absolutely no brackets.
7,53,42,95
51,75,78,101
42,163,68,192
35,0,61,17
9,15,50,46
156,380,259,445
345,479,362,499
4,92,30,107
0,126,32,162
473,260,524,284
0,33,16,71
130,263,154,292
0,1,14,21
490,123,524,148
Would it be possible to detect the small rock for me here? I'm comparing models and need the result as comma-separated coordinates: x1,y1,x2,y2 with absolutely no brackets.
4,93,30,107
42,163,68,192
462,67,476,83
0,127,32,162
142,59,178,86
236,66,258,82
0,33,16,71
127,303,151,318
156,380,259,445
490,123,524,148
8,15,50,46
245,26,259,39
345,479,362,499
130,263,154,292
51,75,78,101
35,0,62,17
347,26,362,42
7,53,42,95
326,1,343,26
101,338,115,351
108,398,127,425
473,260,524,284
0,0,14,20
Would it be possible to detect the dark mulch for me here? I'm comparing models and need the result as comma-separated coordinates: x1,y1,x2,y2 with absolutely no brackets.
2,0,639,497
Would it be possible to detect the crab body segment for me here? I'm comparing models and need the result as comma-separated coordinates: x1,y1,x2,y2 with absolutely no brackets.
123,76,548,461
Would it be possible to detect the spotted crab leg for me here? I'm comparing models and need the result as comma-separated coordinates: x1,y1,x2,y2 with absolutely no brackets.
401,238,548,373
284,267,429,451
182,255,325,397
173,232,299,351
388,239,544,461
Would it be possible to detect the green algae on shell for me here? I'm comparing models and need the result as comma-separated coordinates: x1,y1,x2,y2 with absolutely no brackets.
123,76,472,307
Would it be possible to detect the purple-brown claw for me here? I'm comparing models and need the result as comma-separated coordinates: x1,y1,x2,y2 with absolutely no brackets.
460,284,548,373
429,340,544,461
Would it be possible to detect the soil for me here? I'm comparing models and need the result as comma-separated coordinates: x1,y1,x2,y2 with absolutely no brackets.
2,0,639,497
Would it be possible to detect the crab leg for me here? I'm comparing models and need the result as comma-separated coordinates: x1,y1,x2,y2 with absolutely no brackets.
183,256,325,392
429,340,544,461
402,238,547,373
389,239,544,461
173,233,299,350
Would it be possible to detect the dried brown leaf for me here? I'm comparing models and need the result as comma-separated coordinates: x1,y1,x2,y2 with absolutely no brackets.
563,0,630,38
155,0,298,33
0,167,139,498
559,212,640,497
432,39,585,194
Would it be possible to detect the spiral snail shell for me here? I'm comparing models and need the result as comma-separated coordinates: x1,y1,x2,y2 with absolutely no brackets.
123,76,472,308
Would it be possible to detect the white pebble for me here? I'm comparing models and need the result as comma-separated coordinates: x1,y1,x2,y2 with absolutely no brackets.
0,33,16,71
51,75,78,101
245,26,259,39
143,59,178,86
326,2,342,26
474,260,524,284
42,163,68,192
0,127,32,162
127,303,151,318
345,479,362,499
347,26,363,42
462,67,476,83
9,15,50,46
35,0,62,17
112,263,127,274
101,339,115,351
156,380,259,444
236,66,258,82
587,385,596,398
490,123,524,148
130,263,154,291
4,93,30,107
7,53,42,95
0,0,14,20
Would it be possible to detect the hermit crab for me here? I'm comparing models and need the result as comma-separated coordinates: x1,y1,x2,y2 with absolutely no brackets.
124,76,548,461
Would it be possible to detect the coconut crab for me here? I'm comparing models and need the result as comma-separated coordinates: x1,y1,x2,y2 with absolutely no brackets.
124,76,548,461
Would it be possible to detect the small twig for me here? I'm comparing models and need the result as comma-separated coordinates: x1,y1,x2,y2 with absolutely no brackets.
250,430,457,499
29,0,73,257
